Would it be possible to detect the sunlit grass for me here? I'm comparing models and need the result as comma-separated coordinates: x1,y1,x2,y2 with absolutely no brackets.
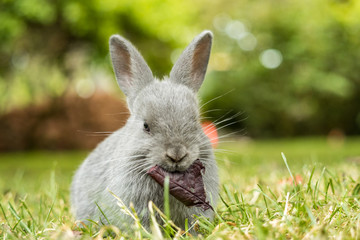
1,137,360,239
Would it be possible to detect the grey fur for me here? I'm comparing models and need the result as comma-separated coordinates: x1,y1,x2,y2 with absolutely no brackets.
70,31,219,231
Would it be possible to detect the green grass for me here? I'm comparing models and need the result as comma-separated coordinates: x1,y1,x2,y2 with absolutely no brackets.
1,137,360,239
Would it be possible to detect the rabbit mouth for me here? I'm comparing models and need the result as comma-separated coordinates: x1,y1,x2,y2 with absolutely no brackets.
174,164,189,172
159,160,196,173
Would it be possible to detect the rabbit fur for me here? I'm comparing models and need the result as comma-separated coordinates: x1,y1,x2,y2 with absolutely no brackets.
70,31,219,230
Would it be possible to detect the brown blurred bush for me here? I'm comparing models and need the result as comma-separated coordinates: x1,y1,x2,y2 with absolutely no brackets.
0,93,129,151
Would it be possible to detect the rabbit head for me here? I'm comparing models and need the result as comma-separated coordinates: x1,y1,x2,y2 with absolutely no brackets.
109,31,213,172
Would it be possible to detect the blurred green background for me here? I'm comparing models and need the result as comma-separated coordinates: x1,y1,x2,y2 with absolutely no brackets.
1,2,360,238
1,0,360,151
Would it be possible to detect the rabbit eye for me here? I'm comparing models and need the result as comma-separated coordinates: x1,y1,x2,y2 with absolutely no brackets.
143,122,150,133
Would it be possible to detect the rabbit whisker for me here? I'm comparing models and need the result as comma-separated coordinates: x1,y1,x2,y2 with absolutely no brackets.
199,89,235,110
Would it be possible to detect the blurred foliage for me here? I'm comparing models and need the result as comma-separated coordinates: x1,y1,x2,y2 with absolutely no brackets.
200,0,360,137
0,0,360,138
0,0,201,109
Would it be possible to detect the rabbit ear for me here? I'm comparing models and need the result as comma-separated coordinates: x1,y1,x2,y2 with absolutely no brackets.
169,31,213,92
109,35,153,97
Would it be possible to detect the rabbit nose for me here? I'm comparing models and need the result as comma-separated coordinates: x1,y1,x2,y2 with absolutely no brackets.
166,146,188,163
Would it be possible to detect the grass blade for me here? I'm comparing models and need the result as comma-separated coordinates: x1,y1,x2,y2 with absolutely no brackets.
0,203,9,225
95,202,111,225
8,203,32,235
164,175,170,220
281,152,295,185
304,204,316,226
19,198,37,226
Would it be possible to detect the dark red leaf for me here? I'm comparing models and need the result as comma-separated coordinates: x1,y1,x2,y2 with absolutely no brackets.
147,160,213,211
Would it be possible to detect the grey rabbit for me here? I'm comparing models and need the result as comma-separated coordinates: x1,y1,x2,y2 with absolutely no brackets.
70,30,219,231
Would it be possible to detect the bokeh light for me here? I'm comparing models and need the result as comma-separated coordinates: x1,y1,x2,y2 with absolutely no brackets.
237,33,257,51
259,49,283,69
225,20,247,40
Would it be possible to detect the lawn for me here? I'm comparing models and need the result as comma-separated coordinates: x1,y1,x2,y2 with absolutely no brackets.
1,137,360,239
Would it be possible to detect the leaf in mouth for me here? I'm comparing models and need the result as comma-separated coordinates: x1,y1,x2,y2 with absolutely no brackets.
147,159,213,211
